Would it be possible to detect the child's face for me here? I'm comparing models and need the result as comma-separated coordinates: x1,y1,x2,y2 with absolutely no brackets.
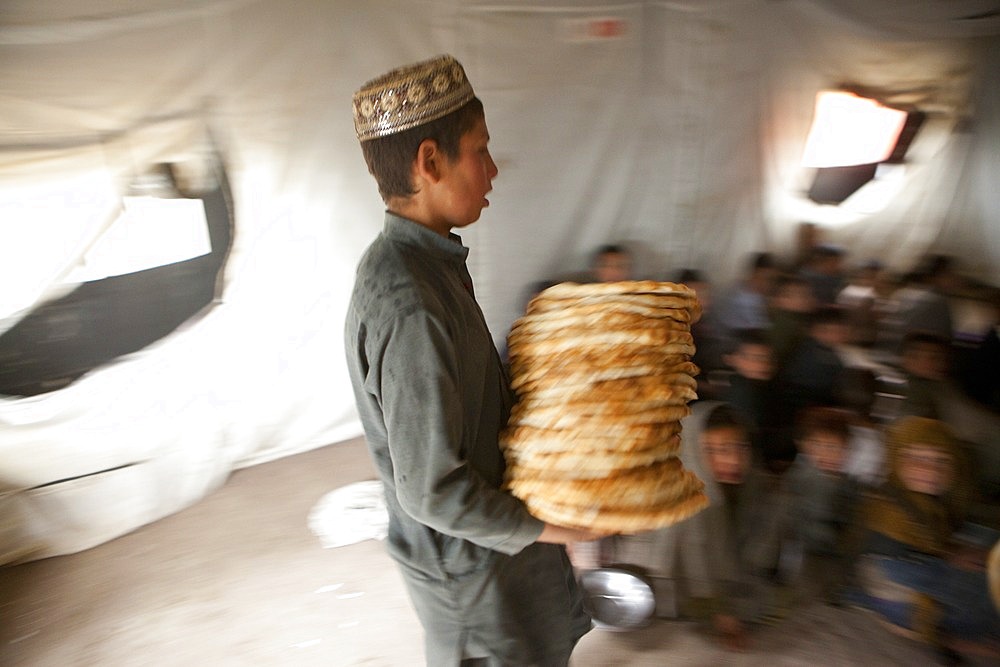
594,252,632,283
812,322,849,348
799,430,848,474
727,343,774,381
434,116,498,229
901,342,950,381
897,444,953,496
773,284,815,313
701,426,751,484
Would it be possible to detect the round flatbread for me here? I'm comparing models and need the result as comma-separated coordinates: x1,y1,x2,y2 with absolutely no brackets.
527,293,701,320
537,280,697,300
509,358,698,389
507,404,691,430
508,327,694,350
509,338,695,360
521,487,709,534
521,301,696,324
507,458,701,506
503,445,679,478
519,375,698,404
513,370,698,397
511,312,691,336
501,431,680,463
502,423,682,449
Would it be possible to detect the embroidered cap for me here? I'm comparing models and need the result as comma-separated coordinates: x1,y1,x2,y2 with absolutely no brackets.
352,54,475,142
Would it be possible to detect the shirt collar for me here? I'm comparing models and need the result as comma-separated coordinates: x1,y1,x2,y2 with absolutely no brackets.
382,211,469,264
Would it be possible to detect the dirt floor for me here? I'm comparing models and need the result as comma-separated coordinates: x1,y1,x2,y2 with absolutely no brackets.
1,438,994,666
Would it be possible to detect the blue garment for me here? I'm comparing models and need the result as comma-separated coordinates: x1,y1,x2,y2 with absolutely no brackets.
859,553,1000,641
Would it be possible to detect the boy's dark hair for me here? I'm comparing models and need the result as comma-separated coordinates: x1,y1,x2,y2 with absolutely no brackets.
360,97,485,202
901,330,951,354
795,406,852,443
705,403,753,436
725,328,772,356
748,251,776,273
809,305,847,328
675,268,704,284
810,243,845,260
592,244,628,262
774,273,810,293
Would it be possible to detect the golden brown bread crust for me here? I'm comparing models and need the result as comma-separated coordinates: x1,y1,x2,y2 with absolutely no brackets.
525,378,697,404
500,444,680,478
509,354,696,385
500,423,680,460
519,301,696,324
535,280,697,299
516,373,697,403
507,403,692,430
510,312,692,335
506,458,702,505
501,280,707,532
507,328,695,351
521,487,710,533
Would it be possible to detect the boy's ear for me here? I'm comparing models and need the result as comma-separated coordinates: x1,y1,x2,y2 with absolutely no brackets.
414,138,444,185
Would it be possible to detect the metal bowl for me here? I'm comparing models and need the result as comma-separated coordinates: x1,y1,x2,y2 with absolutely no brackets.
579,568,655,631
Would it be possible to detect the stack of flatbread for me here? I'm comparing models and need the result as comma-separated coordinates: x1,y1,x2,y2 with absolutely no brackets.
501,280,709,533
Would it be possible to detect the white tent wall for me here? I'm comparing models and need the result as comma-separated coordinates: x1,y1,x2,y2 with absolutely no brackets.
0,0,997,562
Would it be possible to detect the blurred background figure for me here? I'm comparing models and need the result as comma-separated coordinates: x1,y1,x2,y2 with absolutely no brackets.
837,259,886,348
768,274,817,372
778,306,851,418
852,417,1000,663
719,329,785,468
882,254,960,352
604,403,781,652
897,331,1000,505
799,243,846,307
590,244,633,283
676,268,725,395
784,407,860,605
717,251,779,336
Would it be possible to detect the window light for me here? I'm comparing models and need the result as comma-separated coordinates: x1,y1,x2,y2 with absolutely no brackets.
801,91,908,168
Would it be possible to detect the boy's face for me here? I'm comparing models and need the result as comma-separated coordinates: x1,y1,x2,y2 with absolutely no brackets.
773,284,815,313
434,116,498,230
897,444,953,496
812,322,849,348
799,430,848,474
726,343,774,381
701,426,751,484
901,342,949,381
594,252,632,283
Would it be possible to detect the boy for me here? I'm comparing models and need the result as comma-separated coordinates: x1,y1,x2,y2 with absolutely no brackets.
767,274,816,371
345,55,599,666
785,407,860,603
606,403,776,651
589,243,633,283
856,417,1000,661
779,306,850,414
720,329,788,467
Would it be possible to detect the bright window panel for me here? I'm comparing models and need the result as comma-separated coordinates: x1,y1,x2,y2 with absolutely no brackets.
64,196,211,283
801,91,908,168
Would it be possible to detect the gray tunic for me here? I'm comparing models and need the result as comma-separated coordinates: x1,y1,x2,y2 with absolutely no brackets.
344,213,589,666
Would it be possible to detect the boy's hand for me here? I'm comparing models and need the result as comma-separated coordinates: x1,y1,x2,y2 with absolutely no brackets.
537,523,614,545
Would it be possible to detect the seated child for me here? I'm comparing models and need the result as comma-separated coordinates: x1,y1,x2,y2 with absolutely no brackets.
768,274,816,371
854,416,1000,661
779,306,850,414
720,329,789,467
785,407,860,603
605,402,779,651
